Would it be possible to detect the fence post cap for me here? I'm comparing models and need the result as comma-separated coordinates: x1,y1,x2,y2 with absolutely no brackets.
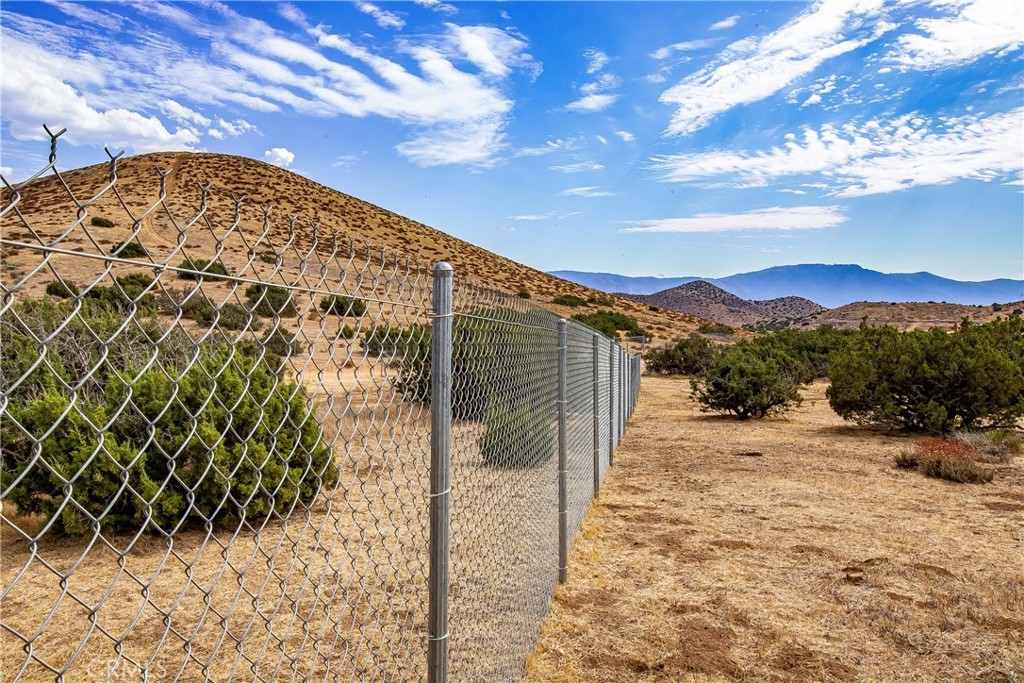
433,261,454,274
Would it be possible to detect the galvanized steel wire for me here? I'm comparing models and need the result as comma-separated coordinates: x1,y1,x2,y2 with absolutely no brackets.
0,134,640,682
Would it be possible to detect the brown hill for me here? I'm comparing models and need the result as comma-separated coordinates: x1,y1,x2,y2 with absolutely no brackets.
0,152,701,340
625,280,824,328
794,300,1024,331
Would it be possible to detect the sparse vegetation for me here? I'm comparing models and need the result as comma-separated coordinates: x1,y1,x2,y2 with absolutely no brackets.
895,438,995,484
319,294,367,317
552,294,588,308
478,400,556,468
45,279,79,298
587,296,612,307
258,253,278,265
112,240,148,259
571,310,648,339
246,283,299,317
178,258,230,281
517,289,531,299
697,322,735,336
89,215,115,228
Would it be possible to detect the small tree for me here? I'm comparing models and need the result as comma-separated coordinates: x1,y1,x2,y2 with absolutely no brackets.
645,335,718,375
690,342,804,419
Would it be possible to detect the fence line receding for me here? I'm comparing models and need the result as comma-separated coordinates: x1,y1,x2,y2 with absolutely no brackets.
0,133,641,682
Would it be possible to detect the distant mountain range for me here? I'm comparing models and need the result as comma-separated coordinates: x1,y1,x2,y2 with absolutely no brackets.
549,264,1024,308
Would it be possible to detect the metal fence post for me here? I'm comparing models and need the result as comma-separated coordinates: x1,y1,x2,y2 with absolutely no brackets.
592,333,600,499
429,262,453,683
557,319,568,584
608,341,615,464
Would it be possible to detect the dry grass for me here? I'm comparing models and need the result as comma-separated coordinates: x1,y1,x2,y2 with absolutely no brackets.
526,376,1024,683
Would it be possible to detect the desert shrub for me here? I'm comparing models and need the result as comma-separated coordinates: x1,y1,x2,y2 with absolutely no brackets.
245,284,299,317
919,455,993,484
1013,309,1023,316
952,430,1021,463
552,294,588,308
644,335,719,375
45,279,79,298
894,451,920,469
478,400,556,468
992,303,1003,312
698,322,735,336
587,296,612,307
757,326,853,381
690,341,804,419
648,305,659,312
340,324,355,340
319,295,367,317
1,298,336,536
517,289,531,299
828,319,1024,432
112,241,148,259
83,277,159,316
181,297,257,331
90,215,115,228
260,326,304,361
571,310,648,339
180,294,217,323
258,253,278,265
178,258,230,281
379,314,550,420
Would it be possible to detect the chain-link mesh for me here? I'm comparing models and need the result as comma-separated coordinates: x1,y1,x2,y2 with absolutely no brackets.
1,134,640,683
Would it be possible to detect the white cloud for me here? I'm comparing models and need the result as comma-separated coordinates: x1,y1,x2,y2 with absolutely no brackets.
614,130,635,142
1,166,14,178
263,147,295,167
710,15,741,31
510,214,547,221
355,1,405,30
660,0,895,136
515,138,576,157
207,128,224,139
623,206,848,233
216,118,258,137
550,161,604,173
583,48,610,74
414,0,458,15
43,0,124,31
395,116,506,167
566,94,619,112
566,47,619,113
889,0,1022,70
596,135,608,145
0,31,199,152
649,40,714,60
160,99,211,127
561,186,615,197
651,108,1024,197
447,24,539,79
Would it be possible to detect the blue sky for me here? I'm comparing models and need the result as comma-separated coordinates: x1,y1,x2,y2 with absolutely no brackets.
2,0,1022,282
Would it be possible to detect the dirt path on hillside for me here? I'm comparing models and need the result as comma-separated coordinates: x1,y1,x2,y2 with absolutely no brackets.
525,376,1023,683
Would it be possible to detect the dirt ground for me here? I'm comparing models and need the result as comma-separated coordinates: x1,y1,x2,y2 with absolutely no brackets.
525,375,1024,683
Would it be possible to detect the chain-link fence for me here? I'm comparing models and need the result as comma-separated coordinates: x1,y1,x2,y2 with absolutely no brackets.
1,132,641,682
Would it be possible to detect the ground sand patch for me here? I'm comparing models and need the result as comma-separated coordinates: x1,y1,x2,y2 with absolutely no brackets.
526,376,1023,683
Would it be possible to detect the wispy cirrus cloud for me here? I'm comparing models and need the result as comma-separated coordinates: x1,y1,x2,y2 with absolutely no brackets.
651,108,1024,196
354,1,405,30
0,2,537,166
566,48,620,112
623,206,848,233
561,186,615,197
550,161,604,173
660,0,895,136
888,0,1022,70
710,15,741,31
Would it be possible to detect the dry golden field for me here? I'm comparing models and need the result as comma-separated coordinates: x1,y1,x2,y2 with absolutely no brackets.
526,375,1023,683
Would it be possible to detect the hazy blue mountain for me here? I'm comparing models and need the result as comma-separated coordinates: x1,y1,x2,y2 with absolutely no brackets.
550,265,1024,308
548,271,698,295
